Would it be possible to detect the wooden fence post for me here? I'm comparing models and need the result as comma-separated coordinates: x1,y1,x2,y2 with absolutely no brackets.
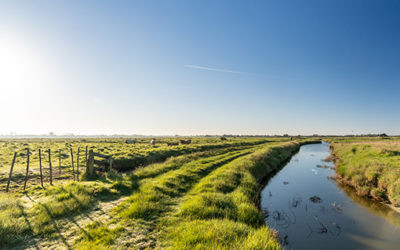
77,148,80,181
23,148,30,191
109,157,113,173
59,149,62,175
39,149,43,188
49,149,53,185
85,146,88,172
71,148,75,181
87,150,94,176
6,152,17,192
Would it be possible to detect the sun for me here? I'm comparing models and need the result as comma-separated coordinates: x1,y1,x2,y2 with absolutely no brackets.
0,32,46,93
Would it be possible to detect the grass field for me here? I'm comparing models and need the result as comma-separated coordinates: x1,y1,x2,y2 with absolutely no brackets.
6,137,400,249
0,137,309,249
329,137,400,207
0,137,284,192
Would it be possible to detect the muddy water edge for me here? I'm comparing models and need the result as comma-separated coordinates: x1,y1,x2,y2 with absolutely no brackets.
260,142,400,250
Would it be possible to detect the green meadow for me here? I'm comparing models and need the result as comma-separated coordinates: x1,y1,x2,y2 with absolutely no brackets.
0,137,300,249
1,136,400,249
0,137,276,192
329,137,400,207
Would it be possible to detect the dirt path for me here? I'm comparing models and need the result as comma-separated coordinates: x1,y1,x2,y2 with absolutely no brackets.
22,196,129,250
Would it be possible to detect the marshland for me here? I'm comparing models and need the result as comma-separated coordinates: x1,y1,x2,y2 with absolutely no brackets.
2,1,400,249
0,136,399,249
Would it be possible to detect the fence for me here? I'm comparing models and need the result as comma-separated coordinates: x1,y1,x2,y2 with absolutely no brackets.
87,150,113,176
3,146,113,192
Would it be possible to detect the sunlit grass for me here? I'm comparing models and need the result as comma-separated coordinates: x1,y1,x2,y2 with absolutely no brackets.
0,137,309,249
160,142,298,249
0,172,139,247
330,138,400,206
0,137,278,191
76,141,300,249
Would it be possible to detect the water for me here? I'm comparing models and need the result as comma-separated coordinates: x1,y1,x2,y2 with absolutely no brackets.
260,142,400,250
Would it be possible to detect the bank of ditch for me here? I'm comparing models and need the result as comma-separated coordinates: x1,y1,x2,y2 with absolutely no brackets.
329,140,400,211
76,141,313,249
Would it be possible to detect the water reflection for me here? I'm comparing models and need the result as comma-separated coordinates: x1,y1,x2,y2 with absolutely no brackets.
260,142,400,250
338,182,400,228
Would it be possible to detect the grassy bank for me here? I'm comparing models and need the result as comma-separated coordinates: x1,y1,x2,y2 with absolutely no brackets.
330,138,400,207
74,141,301,249
160,142,300,249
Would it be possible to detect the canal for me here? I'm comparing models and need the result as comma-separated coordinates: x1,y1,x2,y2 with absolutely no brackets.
260,142,400,249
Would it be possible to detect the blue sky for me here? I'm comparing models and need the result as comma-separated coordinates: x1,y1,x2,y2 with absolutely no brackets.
1,0,399,135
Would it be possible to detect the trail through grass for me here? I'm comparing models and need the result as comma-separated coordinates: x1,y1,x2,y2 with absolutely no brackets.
75,146,257,249
1,144,258,249
0,173,139,249
159,142,299,249
74,142,300,249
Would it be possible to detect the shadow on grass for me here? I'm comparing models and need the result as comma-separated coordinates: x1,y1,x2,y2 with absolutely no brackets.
17,203,39,250
40,203,72,249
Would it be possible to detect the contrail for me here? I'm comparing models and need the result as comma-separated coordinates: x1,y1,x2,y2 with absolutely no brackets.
184,64,243,74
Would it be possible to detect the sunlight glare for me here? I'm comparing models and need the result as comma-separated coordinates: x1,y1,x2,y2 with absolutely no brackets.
0,32,47,95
